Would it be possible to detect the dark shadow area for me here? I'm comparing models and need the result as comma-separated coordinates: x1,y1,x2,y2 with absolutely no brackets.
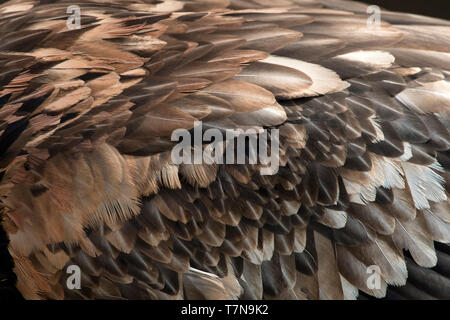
0,216,23,300
356,0,450,20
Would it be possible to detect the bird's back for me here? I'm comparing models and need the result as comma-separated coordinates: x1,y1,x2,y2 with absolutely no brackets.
0,0,449,300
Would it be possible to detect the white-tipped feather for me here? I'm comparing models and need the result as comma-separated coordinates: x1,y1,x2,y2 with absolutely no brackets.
402,161,447,210
396,80,450,114
369,115,385,142
319,209,347,229
184,266,242,300
399,142,413,161
393,217,438,268
343,155,405,204
340,275,359,300
262,55,350,97
335,50,395,70
421,210,450,243
359,184,377,203
366,236,408,286
379,158,405,189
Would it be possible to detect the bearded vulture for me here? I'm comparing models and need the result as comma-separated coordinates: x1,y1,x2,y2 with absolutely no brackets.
0,0,449,300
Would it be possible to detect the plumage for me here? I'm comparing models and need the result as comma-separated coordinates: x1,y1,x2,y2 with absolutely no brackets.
0,0,449,301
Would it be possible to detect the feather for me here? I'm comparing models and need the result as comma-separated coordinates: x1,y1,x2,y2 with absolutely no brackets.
393,217,437,268
294,14,404,52
337,245,387,298
420,210,450,243
201,79,276,113
262,55,350,97
348,203,395,235
234,61,312,99
239,260,263,299
2,0,450,301
318,209,347,229
388,48,450,69
228,26,302,53
315,231,344,299
401,161,447,210
321,51,395,79
405,257,450,299
351,232,407,286
340,275,359,300
396,80,450,114
274,34,347,62
229,102,287,127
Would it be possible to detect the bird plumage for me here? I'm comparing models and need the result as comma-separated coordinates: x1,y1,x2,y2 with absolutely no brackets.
0,0,449,300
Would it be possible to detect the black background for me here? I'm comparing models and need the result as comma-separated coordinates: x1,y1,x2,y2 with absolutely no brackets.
356,0,450,20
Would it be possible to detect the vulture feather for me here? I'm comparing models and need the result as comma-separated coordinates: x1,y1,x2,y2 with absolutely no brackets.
0,0,449,300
